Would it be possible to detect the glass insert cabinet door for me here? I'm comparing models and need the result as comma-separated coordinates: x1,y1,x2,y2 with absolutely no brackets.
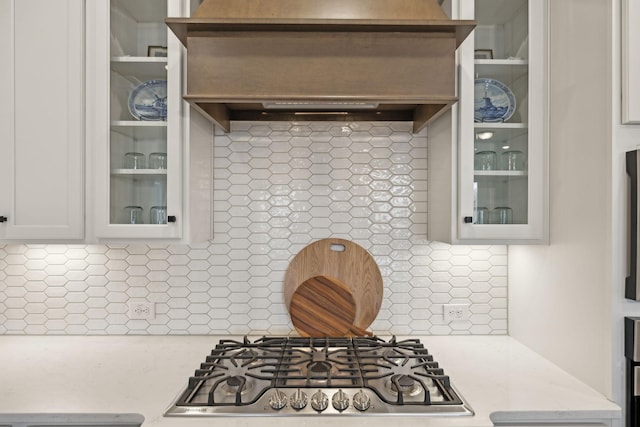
92,0,183,239
110,0,169,226
458,0,547,243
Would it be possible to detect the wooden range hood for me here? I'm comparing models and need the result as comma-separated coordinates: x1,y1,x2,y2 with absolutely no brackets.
167,0,475,133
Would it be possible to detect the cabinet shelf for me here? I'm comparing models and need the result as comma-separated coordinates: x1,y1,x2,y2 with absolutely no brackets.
111,120,167,127
111,121,167,138
474,122,527,129
474,170,527,177
111,169,167,176
475,59,528,66
475,64,527,88
111,56,167,79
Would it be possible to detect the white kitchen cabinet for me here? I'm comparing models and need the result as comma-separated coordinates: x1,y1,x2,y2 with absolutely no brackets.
0,0,84,241
87,0,185,239
429,0,548,244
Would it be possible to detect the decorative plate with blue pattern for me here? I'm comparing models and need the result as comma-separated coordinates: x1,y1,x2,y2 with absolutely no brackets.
474,78,516,123
128,80,167,121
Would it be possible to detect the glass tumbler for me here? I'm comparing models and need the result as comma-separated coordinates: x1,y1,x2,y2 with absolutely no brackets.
475,207,489,224
501,150,525,171
493,206,513,224
124,152,146,169
149,152,167,169
123,206,143,224
474,151,497,171
150,205,167,224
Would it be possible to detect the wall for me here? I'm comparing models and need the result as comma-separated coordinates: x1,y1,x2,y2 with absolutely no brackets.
509,0,613,397
612,0,640,411
0,121,508,335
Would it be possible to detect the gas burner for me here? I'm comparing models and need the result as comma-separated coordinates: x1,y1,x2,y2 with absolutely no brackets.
220,375,255,396
386,374,422,396
308,361,332,374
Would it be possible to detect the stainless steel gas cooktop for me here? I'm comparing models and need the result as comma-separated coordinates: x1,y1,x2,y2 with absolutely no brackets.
164,336,474,416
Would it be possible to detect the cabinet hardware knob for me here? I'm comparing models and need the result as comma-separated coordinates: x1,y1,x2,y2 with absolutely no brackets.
0,216,7,223
167,215,177,223
463,216,473,223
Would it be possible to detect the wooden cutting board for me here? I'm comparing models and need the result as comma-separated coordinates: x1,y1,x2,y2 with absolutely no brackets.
284,238,383,335
289,275,371,337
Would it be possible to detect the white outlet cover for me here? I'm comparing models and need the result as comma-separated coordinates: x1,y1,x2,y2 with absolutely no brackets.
128,301,155,320
443,304,470,323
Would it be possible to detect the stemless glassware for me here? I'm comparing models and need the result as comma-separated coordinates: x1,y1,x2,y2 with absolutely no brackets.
493,206,513,224
149,152,167,169
150,205,167,224
475,206,489,224
124,152,146,169
123,206,143,224
474,150,497,170
501,150,525,171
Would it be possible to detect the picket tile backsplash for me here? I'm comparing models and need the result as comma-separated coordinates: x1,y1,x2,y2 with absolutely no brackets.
0,122,507,335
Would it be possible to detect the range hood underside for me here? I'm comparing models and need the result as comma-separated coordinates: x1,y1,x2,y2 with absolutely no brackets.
190,100,454,134
182,31,460,133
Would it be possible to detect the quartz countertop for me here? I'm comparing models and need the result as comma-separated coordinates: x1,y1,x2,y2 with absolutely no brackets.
0,335,620,427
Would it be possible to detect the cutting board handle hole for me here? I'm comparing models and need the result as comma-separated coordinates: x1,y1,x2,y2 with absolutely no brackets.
330,243,346,252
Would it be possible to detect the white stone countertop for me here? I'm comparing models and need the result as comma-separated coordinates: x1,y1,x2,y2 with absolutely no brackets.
0,335,621,427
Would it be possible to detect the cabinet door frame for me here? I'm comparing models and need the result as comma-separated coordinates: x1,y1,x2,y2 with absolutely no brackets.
87,0,184,240
0,0,85,241
456,0,549,244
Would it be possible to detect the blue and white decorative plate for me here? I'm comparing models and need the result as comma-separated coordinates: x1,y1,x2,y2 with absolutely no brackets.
474,78,516,123
128,80,167,121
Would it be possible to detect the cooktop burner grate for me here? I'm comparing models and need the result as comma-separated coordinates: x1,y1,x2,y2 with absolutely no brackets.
166,336,474,416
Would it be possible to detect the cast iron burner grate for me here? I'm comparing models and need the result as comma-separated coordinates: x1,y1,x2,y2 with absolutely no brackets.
168,336,473,416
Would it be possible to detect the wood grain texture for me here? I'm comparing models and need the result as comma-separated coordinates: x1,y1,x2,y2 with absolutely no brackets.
284,238,383,333
290,276,360,337
191,0,450,21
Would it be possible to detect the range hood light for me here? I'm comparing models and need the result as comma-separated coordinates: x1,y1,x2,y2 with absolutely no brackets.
263,102,380,110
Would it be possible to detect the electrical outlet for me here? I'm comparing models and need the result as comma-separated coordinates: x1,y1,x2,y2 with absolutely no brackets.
128,301,155,320
443,304,470,323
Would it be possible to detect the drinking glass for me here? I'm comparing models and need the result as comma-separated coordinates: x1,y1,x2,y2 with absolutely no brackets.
149,152,167,169
501,150,525,171
123,206,143,224
123,152,146,169
493,206,513,224
150,205,167,224
475,206,489,224
474,151,497,171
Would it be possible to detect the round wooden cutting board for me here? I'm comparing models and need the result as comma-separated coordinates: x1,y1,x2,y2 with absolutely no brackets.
290,275,371,337
284,238,383,336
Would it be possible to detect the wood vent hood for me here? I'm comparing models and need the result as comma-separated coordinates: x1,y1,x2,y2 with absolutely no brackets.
167,0,475,133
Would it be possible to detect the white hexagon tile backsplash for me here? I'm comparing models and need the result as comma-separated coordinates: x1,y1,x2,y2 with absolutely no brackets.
0,121,507,335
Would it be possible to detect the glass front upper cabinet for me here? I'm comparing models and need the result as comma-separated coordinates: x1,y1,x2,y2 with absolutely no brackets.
457,0,547,243
92,0,183,239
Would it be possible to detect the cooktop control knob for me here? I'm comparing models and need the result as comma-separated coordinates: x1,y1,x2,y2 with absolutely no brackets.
289,388,308,410
268,390,288,410
352,389,371,411
310,390,329,412
331,389,350,411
